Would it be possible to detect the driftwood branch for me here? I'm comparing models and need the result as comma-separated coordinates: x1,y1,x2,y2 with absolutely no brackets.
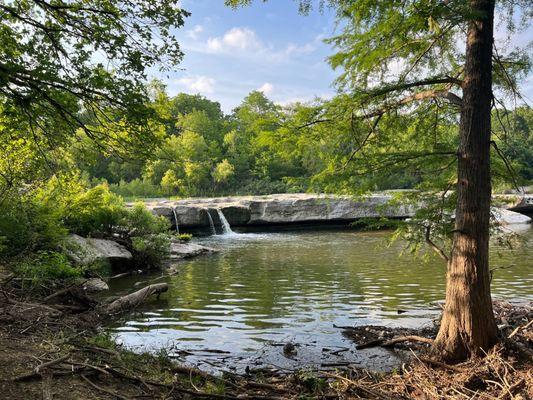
507,319,533,339
357,335,433,350
101,283,168,314
81,374,131,400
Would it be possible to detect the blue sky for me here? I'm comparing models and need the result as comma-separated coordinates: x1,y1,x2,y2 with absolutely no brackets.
163,1,338,112
161,1,532,113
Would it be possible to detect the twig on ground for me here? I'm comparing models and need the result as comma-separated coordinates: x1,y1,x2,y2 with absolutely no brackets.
507,319,532,339
81,374,132,400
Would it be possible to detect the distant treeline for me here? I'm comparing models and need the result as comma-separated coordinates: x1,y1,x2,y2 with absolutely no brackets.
74,83,533,198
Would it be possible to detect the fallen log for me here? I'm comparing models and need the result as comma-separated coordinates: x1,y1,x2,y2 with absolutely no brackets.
356,335,433,350
100,283,168,314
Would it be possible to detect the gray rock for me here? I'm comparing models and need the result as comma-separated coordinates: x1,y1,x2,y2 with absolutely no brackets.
144,193,415,229
169,241,216,260
142,194,530,230
82,278,109,292
492,207,531,225
63,234,132,266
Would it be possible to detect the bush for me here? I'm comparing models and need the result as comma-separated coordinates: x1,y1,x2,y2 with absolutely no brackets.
122,202,170,236
177,233,193,242
14,251,81,289
131,233,171,269
0,194,67,259
62,184,127,237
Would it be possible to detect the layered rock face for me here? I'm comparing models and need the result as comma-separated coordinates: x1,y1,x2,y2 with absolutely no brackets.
143,193,532,232
144,193,417,230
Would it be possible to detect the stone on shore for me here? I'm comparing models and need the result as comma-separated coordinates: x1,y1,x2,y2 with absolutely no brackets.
82,277,110,292
492,207,531,225
63,234,133,266
169,241,217,260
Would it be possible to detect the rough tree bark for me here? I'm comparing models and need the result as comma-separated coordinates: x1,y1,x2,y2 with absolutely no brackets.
432,0,499,361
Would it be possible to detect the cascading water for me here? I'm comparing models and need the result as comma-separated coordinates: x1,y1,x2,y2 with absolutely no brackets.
171,207,180,235
205,209,217,235
216,209,234,235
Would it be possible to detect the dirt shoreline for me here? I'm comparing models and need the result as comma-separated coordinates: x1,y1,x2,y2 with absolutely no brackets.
1,278,531,399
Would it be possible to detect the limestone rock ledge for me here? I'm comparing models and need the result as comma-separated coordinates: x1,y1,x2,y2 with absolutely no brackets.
144,193,417,230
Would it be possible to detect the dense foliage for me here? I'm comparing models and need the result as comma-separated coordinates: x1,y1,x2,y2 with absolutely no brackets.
69,85,532,199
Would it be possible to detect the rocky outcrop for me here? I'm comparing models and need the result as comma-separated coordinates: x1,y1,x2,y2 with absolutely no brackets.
63,234,133,266
492,208,531,225
507,195,533,214
142,193,532,232
169,241,217,261
82,278,109,292
144,193,416,230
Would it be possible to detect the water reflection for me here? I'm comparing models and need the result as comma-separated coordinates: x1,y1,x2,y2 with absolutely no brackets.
107,227,533,371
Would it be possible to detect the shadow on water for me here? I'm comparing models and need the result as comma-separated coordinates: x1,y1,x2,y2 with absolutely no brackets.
106,227,533,373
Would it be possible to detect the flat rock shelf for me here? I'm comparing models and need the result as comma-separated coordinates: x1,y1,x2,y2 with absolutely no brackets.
139,193,531,232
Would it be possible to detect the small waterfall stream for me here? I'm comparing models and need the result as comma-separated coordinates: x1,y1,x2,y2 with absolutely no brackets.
171,207,180,234
216,209,234,235
205,209,217,235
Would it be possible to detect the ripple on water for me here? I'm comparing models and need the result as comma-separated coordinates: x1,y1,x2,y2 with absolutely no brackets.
107,228,533,372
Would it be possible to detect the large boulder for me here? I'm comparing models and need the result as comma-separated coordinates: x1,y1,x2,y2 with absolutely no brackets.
63,234,133,266
168,241,217,261
492,208,531,225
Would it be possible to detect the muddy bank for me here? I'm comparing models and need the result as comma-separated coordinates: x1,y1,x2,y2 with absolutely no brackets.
1,272,531,399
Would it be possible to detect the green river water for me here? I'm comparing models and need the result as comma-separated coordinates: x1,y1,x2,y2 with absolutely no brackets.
107,226,532,372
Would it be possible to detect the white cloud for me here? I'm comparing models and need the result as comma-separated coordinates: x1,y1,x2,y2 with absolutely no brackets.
283,42,315,57
186,25,204,40
175,75,216,94
207,27,261,53
257,82,274,95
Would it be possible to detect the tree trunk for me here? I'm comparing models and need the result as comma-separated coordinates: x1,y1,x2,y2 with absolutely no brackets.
432,0,498,361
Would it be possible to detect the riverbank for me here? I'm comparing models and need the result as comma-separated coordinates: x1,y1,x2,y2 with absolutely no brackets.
1,270,531,399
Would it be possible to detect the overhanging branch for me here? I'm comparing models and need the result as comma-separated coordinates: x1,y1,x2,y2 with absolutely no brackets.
359,89,462,119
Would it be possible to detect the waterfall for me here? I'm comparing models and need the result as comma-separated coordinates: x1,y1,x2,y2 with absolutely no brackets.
205,209,217,235
216,209,234,235
171,207,180,234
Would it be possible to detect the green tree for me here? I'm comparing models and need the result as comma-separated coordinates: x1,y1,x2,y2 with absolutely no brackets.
0,0,189,185
161,169,180,196
227,0,532,361
213,159,235,185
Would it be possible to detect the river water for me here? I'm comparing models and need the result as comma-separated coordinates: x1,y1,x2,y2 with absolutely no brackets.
107,226,532,372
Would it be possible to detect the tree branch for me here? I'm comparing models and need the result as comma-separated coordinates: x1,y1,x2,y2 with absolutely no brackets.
359,89,462,119
425,226,450,262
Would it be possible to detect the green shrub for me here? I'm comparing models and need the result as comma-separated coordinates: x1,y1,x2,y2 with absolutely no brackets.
177,233,193,242
14,251,81,288
62,184,127,237
122,202,170,235
0,194,67,258
131,233,171,269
